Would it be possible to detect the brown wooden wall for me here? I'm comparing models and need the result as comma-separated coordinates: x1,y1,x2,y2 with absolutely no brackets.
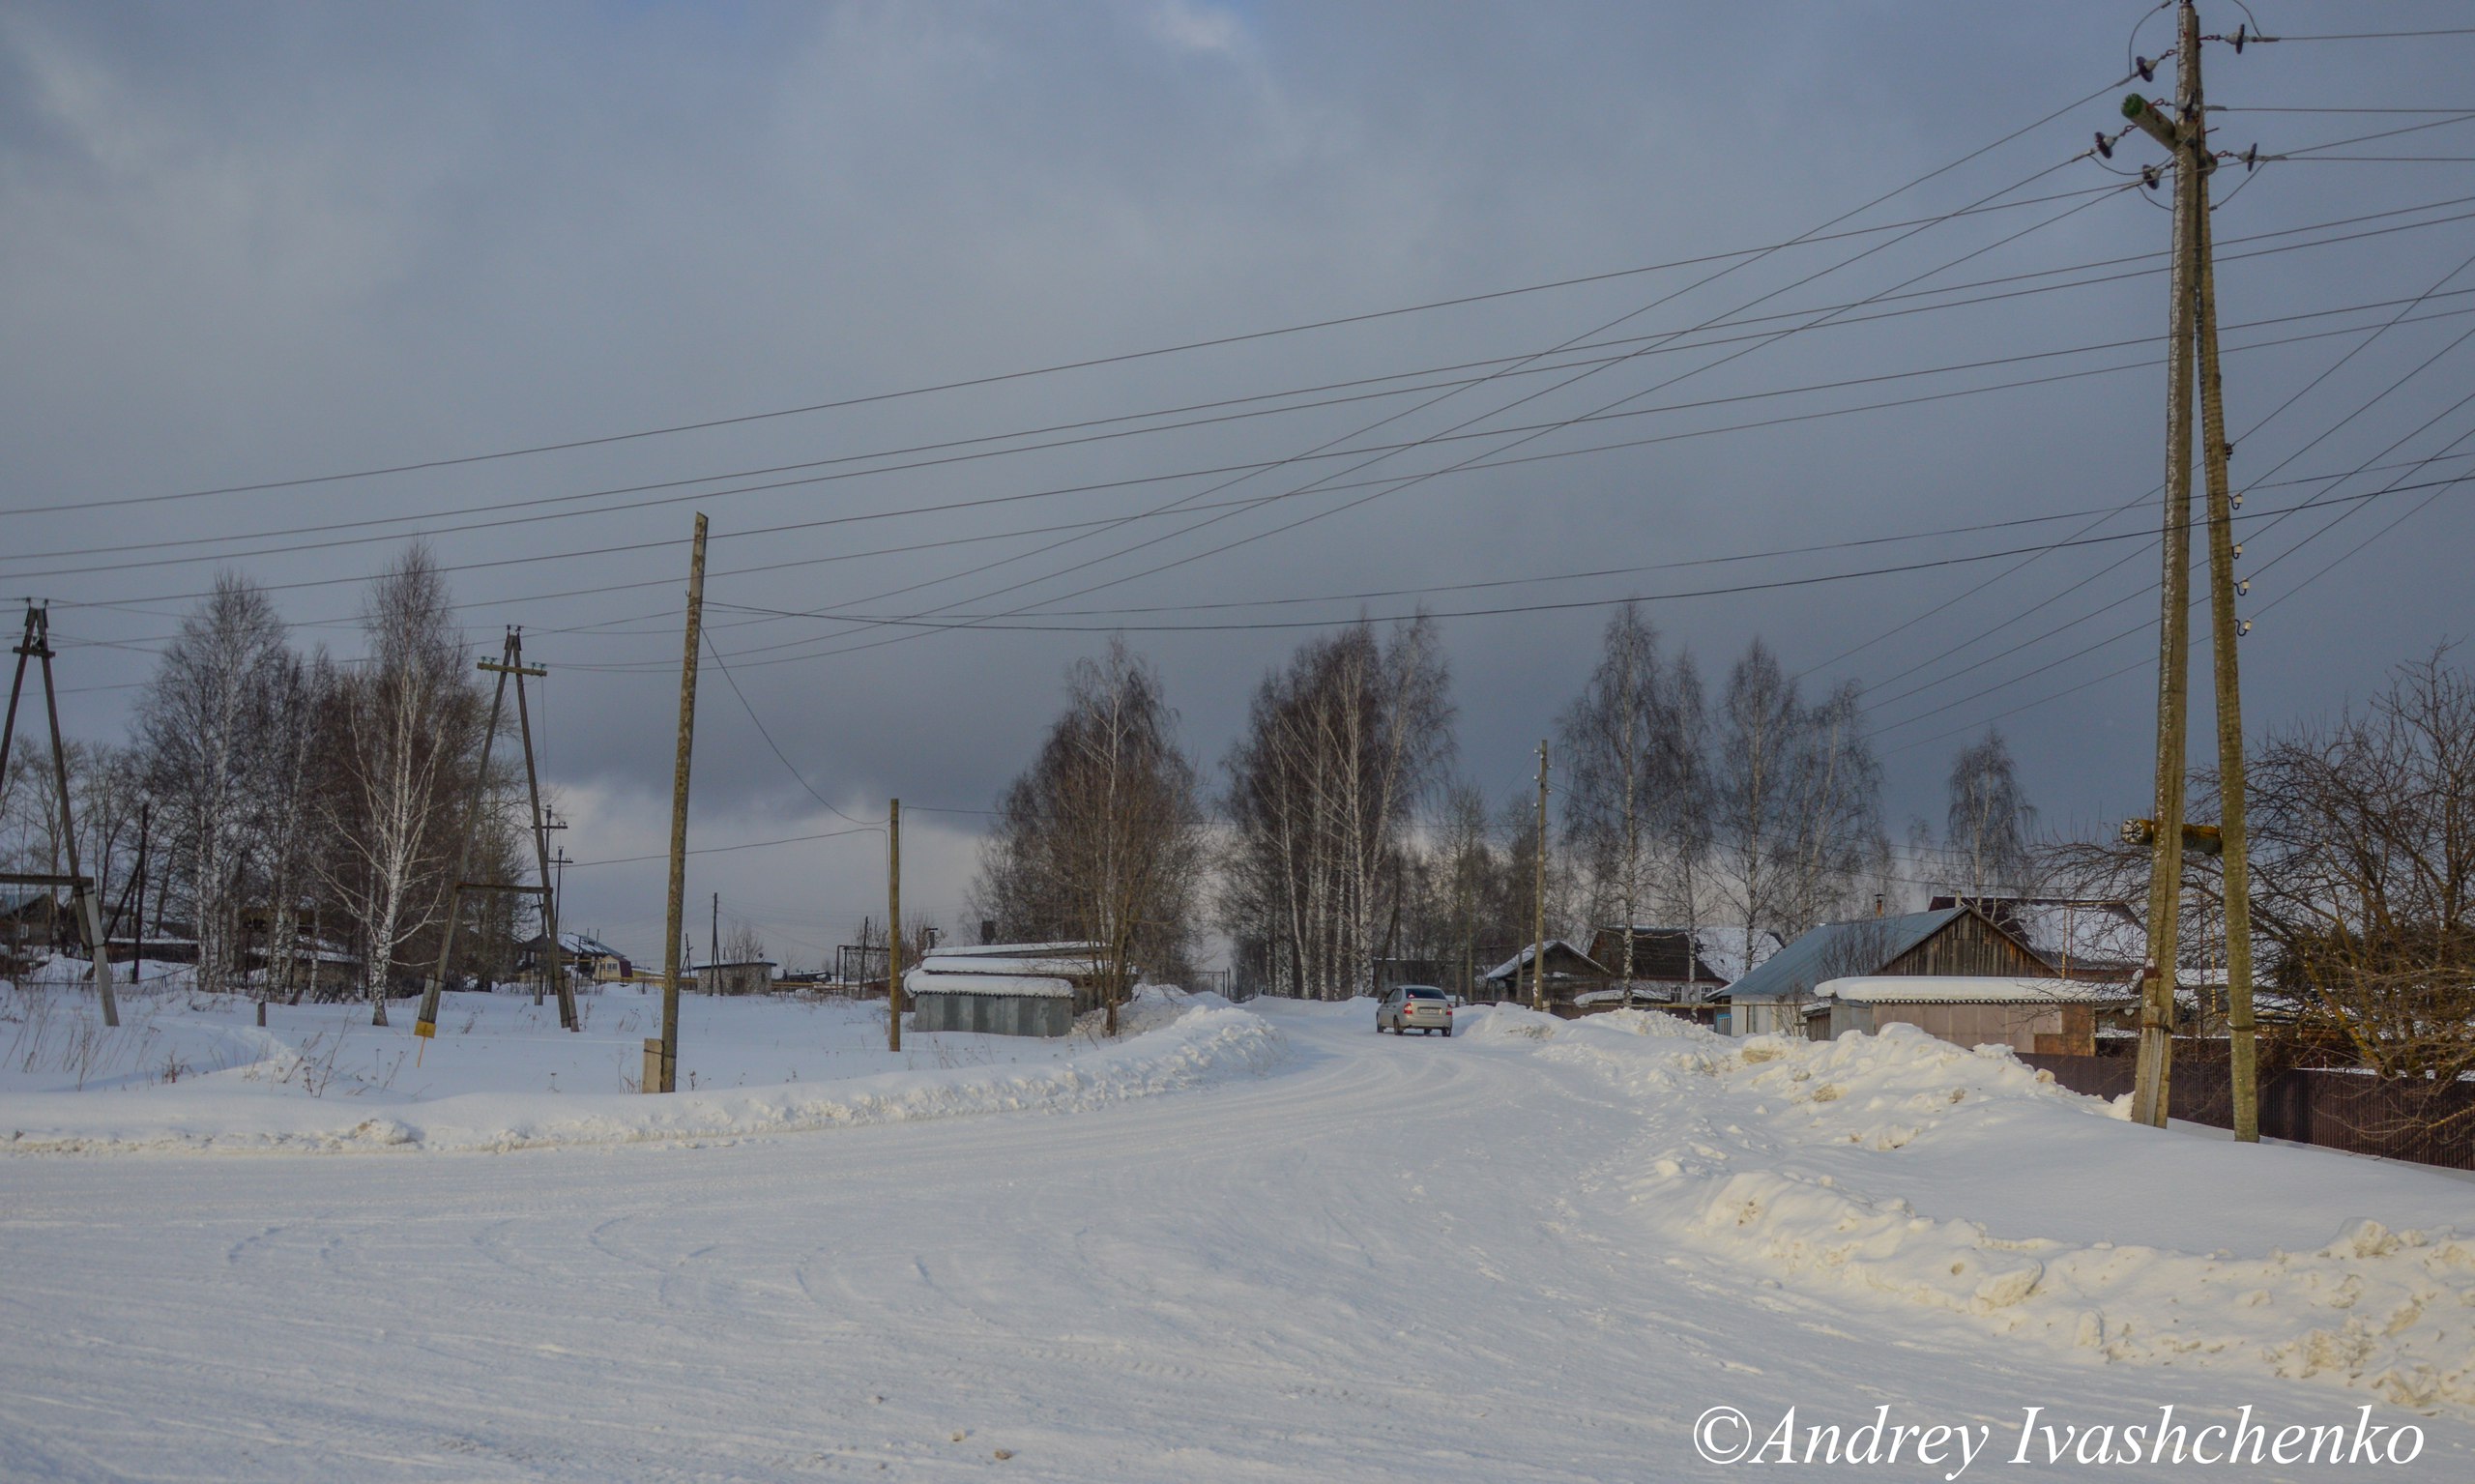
1882,911,2053,979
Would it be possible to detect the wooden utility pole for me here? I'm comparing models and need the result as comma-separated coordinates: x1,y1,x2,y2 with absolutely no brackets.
651,513,709,1093
415,627,565,1039
2192,169,2260,1142
1530,741,1550,1013
503,628,579,1030
2120,1,2257,1136
711,891,719,975
2124,0,2204,1129
887,798,903,1053
0,606,118,1028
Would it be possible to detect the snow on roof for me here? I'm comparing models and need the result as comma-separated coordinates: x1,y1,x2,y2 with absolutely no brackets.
1689,925,1781,985
690,959,776,973
920,952,1106,978
1811,975,2136,1005
560,931,626,958
930,941,1106,960
1482,940,1606,983
902,969,1076,1000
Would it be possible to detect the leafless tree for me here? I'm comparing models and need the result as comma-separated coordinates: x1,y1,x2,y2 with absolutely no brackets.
1221,617,1452,1000
1944,728,2039,901
2247,649,2475,1124
134,574,292,993
973,640,1207,1033
1713,640,1886,961
1558,604,1706,998
317,547,478,1024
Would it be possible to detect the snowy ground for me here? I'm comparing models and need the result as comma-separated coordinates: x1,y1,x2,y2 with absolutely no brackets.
6,989,2475,1480
0,975,1273,1153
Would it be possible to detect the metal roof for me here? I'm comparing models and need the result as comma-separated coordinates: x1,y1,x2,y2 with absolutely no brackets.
1719,909,1969,1004
1811,975,2135,1005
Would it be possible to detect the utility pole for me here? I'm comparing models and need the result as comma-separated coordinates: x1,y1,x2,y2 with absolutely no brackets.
2119,1,2257,1136
416,628,568,1038
2123,0,2203,1129
505,628,577,1029
888,798,903,1053
651,512,709,1093
1530,741,1550,1013
711,891,719,976
1,605,117,1028
2192,164,2260,1142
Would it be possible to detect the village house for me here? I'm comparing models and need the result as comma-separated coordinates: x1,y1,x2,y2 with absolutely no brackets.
1720,905,2058,1038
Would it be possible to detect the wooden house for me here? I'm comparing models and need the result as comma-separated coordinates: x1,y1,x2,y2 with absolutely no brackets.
1720,905,2053,1036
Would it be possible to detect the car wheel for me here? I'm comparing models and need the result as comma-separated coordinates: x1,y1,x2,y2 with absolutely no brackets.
1441,1028,1451,1038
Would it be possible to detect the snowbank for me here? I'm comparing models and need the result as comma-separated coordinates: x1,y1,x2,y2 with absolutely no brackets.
1,986,1288,1156
1459,1004,2475,1415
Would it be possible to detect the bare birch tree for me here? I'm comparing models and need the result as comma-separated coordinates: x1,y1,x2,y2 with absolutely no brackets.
1222,617,1452,1000
318,547,476,1024
1944,728,2038,901
1558,604,1703,998
135,575,291,993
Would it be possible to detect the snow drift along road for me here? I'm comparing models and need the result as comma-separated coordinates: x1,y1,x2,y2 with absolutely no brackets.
1462,1005,2475,1415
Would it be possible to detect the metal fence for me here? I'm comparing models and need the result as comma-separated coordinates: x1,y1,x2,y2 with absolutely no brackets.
2020,1047,2475,1171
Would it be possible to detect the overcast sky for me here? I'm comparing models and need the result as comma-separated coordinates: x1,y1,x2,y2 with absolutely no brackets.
6,1,2472,968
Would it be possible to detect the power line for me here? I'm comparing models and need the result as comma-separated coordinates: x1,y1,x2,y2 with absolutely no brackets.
1806,239,2475,688
25,193,2472,596
564,826,881,871
0,94,2140,526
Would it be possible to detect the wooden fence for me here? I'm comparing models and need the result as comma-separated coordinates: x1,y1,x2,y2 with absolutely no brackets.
2019,1047,2475,1171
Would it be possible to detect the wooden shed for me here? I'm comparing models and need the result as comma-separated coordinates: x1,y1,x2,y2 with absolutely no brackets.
1804,976,2135,1055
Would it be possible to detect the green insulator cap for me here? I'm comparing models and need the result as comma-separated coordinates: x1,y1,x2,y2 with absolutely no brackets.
2121,94,2149,120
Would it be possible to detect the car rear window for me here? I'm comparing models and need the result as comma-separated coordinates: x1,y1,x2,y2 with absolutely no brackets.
1405,987,1446,1000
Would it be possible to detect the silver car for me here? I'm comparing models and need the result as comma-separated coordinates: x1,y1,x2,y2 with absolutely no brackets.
1377,984,1455,1036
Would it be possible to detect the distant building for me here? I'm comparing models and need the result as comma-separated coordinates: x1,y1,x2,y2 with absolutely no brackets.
1475,940,1610,1006
692,959,776,996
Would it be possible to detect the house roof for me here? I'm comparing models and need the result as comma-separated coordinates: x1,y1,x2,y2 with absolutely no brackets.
920,952,1108,978
1722,909,1973,1004
932,941,1107,960
1810,975,2136,1006
1482,939,1608,983
560,931,627,958
1587,925,1735,985
902,968,1075,1000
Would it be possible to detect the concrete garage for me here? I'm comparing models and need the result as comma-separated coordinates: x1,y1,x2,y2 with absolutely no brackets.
1804,975,2134,1056
904,969,1078,1037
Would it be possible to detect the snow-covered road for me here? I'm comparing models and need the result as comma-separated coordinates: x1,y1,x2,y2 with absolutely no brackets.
7,999,2473,1481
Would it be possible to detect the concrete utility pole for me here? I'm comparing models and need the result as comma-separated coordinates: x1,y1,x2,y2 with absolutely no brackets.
887,798,903,1053
2125,0,2204,1130
650,513,709,1093
1530,741,1550,1013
